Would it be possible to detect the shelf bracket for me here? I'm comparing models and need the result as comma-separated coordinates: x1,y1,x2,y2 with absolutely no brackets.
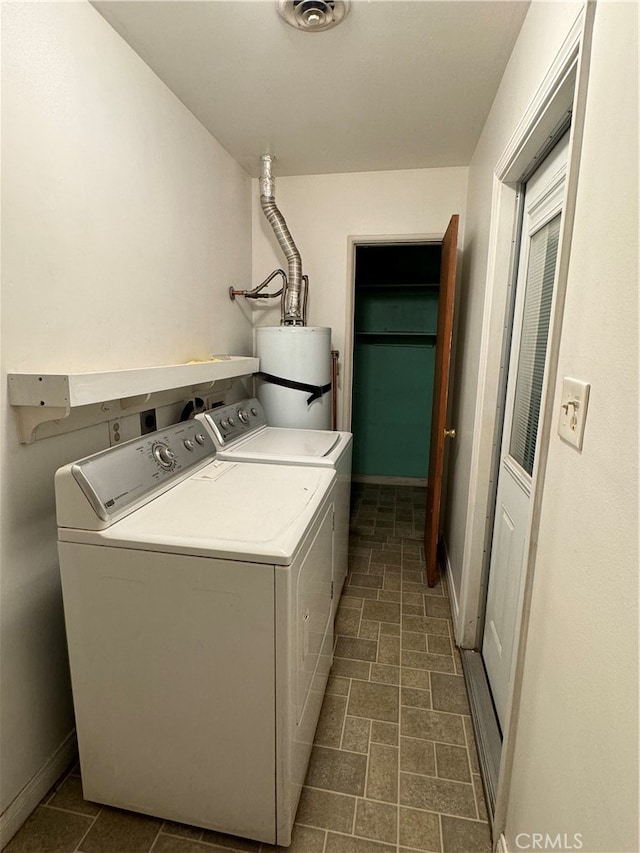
15,405,71,445
120,393,151,410
190,381,217,393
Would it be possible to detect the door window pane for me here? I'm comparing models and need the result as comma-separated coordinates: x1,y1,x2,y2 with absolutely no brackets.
509,214,561,474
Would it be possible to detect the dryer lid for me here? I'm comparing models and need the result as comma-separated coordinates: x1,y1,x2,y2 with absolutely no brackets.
233,428,344,459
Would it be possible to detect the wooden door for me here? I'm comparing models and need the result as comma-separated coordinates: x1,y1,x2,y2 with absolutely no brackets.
424,215,459,587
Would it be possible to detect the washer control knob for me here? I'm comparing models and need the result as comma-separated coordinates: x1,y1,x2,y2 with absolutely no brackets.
183,439,194,451
250,407,258,417
153,443,175,468
195,433,206,445
220,418,229,429
238,409,249,425
228,416,236,427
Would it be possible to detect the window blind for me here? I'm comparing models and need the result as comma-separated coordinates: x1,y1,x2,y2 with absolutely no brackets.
509,214,561,475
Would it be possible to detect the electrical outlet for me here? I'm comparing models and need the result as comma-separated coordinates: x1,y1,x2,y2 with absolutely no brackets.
558,377,590,450
109,414,140,446
110,419,122,447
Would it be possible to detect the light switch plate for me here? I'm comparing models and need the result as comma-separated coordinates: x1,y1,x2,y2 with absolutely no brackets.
558,377,590,449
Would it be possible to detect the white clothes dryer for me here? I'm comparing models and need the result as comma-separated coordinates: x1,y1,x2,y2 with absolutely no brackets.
196,398,352,612
55,420,335,846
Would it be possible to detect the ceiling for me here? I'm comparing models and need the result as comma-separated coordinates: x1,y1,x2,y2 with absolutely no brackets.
92,0,530,178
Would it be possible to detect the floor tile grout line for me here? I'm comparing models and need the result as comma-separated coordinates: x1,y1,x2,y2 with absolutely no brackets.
323,827,398,850
399,733,469,752
346,799,400,849
41,803,100,819
376,793,485,824
160,825,203,842
408,517,439,853
338,674,353,752
461,726,478,821
471,772,483,823
147,822,165,853
321,826,329,853
342,625,359,838
399,702,469,724
350,686,360,834
71,807,102,853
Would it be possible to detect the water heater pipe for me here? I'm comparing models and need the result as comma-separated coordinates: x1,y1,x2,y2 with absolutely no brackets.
331,349,339,431
259,155,304,326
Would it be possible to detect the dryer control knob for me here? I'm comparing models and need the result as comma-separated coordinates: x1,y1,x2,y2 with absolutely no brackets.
195,433,206,445
220,418,229,429
238,409,249,424
153,443,175,468
228,416,236,427
183,439,194,451
250,407,258,416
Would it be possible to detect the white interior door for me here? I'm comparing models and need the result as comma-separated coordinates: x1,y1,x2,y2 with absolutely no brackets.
482,134,569,729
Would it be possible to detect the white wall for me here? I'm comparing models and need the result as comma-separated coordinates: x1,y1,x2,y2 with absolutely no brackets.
443,0,584,608
0,0,252,830
504,3,638,850
250,167,468,429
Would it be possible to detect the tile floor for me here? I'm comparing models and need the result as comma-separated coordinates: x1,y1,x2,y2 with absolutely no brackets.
5,483,492,853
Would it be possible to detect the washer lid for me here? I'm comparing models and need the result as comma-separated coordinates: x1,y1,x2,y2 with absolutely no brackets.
61,461,335,565
230,428,347,461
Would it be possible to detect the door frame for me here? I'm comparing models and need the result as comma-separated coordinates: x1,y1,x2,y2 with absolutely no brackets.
452,2,596,839
343,232,444,433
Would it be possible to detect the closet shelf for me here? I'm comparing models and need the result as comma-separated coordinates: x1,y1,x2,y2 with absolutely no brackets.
355,331,437,338
8,356,258,443
355,282,439,289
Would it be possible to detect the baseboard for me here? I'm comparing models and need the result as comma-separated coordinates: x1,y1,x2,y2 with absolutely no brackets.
441,538,459,628
352,474,428,487
0,730,77,850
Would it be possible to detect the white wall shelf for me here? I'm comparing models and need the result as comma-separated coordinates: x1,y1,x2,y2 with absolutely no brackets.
8,356,258,443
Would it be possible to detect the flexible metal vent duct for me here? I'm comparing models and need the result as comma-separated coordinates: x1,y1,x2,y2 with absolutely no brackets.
259,155,304,326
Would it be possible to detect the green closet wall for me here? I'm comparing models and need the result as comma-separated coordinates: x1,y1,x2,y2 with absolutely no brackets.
351,244,441,479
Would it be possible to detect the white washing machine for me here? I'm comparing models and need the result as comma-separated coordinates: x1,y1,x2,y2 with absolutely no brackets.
196,398,352,611
55,420,336,846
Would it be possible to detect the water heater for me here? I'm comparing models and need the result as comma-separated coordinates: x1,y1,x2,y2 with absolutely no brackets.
256,326,331,429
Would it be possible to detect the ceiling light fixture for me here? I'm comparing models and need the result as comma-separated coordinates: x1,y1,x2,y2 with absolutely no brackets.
277,0,349,32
